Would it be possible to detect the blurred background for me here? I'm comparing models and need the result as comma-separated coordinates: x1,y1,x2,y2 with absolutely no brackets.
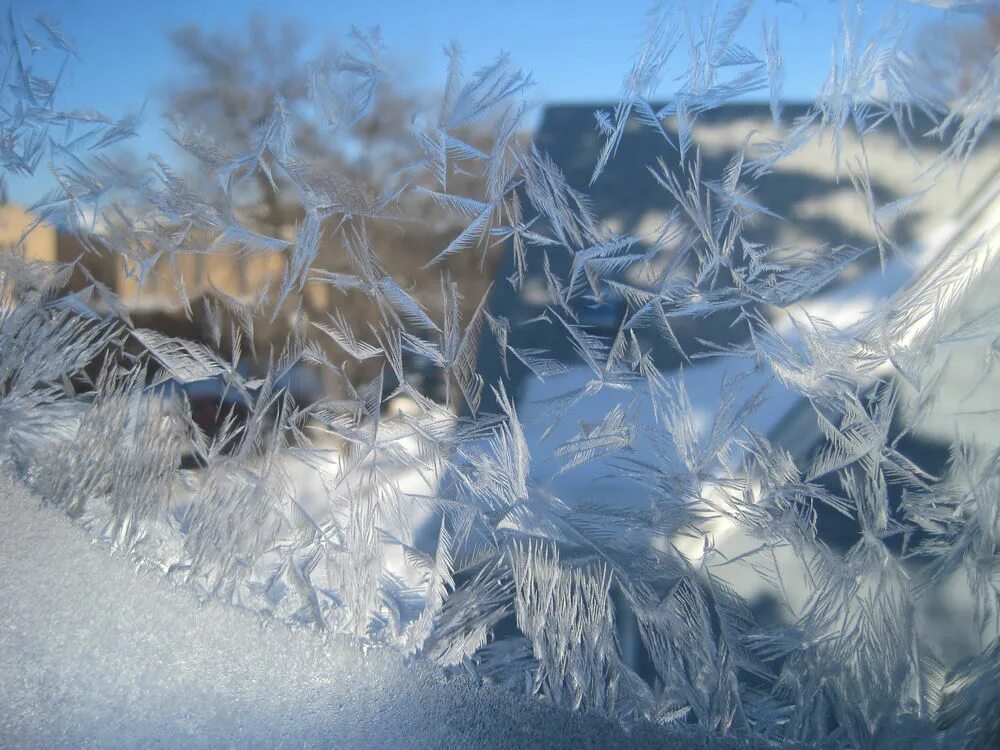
5,0,998,403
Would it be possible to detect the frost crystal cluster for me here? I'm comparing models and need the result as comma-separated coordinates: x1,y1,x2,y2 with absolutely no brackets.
3,1,1000,747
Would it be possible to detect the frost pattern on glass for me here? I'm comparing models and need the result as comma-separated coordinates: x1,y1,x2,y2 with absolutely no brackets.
3,2,1000,747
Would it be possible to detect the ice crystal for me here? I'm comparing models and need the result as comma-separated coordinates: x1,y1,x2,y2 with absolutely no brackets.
3,2,1000,747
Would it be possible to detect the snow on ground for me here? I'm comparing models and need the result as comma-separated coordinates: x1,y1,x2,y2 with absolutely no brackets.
517,358,801,563
519,361,800,501
0,472,773,749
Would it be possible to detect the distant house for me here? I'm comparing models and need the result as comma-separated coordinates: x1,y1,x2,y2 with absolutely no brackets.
0,195,504,409
478,102,1000,415
471,103,1000,560
0,201,288,306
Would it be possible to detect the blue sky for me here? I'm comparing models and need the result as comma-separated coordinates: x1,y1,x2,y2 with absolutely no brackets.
11,0,944,203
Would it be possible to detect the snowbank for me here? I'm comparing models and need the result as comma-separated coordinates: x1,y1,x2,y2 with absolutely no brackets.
0,473,770,749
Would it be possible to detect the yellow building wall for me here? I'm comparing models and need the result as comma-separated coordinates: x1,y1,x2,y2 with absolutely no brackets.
116,246,287,306
0,204,57,262
2,204,301,312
